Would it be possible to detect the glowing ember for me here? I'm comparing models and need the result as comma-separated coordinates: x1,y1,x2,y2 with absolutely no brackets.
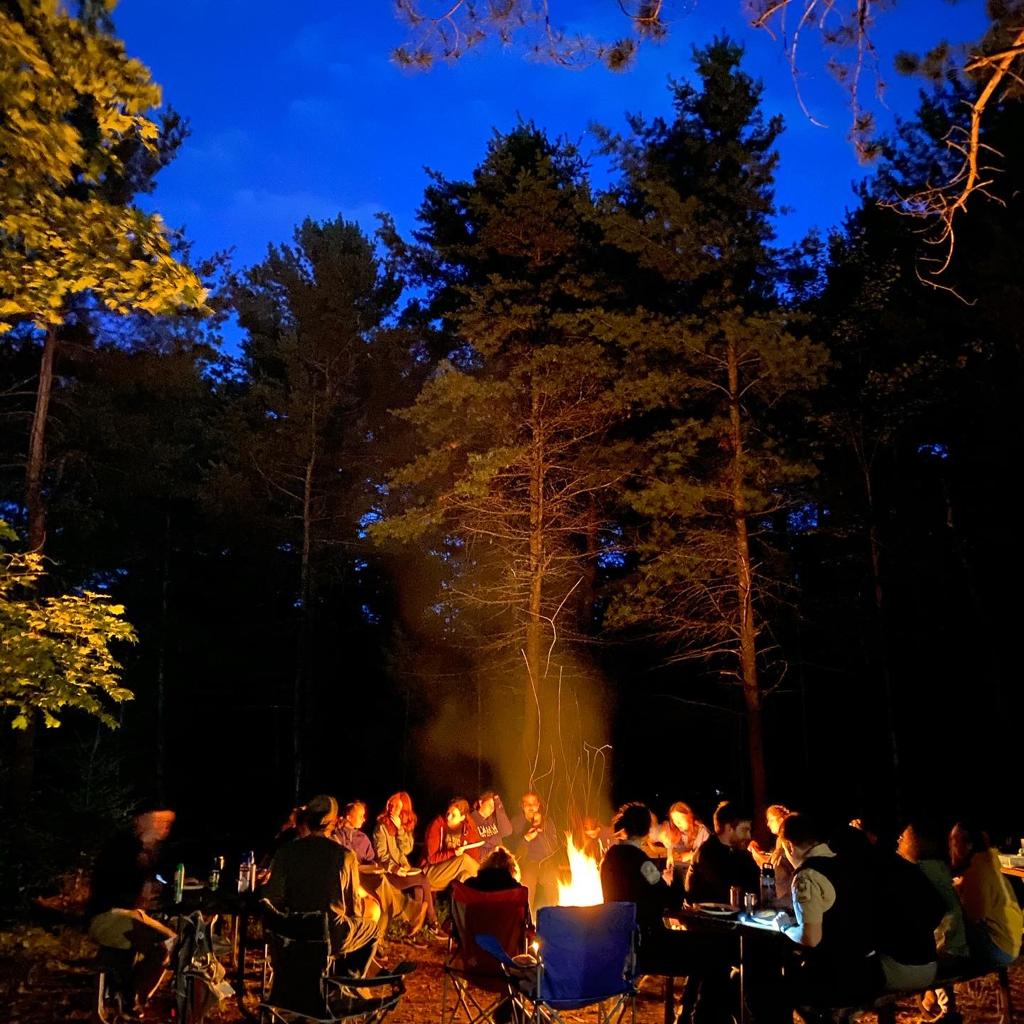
557,833,604,907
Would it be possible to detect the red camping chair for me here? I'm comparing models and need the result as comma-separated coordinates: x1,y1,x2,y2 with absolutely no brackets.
441,882,532,1024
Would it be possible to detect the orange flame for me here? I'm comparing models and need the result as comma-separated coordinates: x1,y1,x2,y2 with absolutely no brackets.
557,833,604,907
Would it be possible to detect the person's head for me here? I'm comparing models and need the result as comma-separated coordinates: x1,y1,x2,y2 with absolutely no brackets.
134,801,175,846
446,797,470,829
898,820,947,864
668,802,696,834
383,791,417,831
613,802,655,841
766,804,791,837
481,845,521,881
476,791,496,819
521,792,542,821
343,800,367,830
950,821,991,874
712,801,752,849
778,812,825,868
301,794,339,835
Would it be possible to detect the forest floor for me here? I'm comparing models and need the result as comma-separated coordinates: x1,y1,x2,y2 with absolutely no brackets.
1,918,1020,1024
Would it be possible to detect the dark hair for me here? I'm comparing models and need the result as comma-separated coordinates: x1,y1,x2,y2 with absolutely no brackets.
900,820,947,863
481,845,521,880
712,801,751,833
779,812,824,849
134,797,173,817
614,801,655,839
447,797,471,818
301,794,339,833
952,821,991,853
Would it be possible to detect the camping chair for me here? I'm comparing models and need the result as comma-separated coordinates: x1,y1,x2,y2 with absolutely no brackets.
480,902,637,1024
441,882,532,1024
258,899,414,1024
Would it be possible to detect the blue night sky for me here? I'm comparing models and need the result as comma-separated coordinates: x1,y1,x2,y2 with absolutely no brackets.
114,2,987,273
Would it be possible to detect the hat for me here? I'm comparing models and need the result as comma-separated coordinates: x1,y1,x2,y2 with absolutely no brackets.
301,794,339,832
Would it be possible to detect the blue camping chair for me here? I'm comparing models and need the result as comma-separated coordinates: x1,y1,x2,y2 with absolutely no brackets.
479,901,637,1024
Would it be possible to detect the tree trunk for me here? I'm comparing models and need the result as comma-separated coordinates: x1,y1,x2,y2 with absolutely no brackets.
524,385,545,784
858,450,900,797
293,404,318,801
26,325,57,552
9,325,60,811
727,340,767,819
155,510,171,802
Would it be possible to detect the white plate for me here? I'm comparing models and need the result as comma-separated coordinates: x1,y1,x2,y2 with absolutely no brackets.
694,902,737,917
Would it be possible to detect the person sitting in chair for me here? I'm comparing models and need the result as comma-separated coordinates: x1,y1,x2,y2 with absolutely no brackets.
263,794,380,977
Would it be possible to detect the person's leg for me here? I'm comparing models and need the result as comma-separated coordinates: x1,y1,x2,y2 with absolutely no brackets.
331,915,381,978
535,861,560,913
127,911,176,1006
519,860,539,916
388,873,437,926
456,854,480,882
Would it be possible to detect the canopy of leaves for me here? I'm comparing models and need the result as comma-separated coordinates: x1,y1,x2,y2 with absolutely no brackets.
0,520,136,730
0,0,206,331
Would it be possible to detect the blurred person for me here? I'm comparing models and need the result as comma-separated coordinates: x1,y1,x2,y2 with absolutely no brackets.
949,821,1022,967
659,801,710,868
509,791,560,915
263,795,380,977
749,803,794,908
899,820,970,1023
684,800,759,905
422,797,482,890
87,801,178,1010
470,790,513,858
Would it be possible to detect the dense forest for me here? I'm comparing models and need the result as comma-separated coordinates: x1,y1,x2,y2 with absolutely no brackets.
2,2,1023,908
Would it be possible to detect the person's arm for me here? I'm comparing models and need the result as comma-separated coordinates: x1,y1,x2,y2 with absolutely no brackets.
372,825,392,869
463,817,485,860
263,851,285,907
781,868,832,948
397,827,414,858
424,819,454,864
495,796,513,839
536,820,560,859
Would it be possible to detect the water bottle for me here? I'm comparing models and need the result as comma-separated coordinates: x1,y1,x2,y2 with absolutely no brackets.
237,851,253,893
209,855,224,890
173,862,185,904
760,862,776,905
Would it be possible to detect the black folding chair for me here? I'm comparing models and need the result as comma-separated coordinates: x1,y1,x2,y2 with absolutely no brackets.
258,898,414,1024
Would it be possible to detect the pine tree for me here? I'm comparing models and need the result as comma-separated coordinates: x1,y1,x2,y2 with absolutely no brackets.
602,41,826,814
222,217,402,797
375,125,632,798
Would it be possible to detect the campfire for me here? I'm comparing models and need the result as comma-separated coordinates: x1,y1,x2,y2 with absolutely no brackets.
557,834,603,907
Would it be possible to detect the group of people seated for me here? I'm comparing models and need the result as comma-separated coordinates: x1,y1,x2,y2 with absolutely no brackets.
85,788,1022,1024
599,798,1023,1024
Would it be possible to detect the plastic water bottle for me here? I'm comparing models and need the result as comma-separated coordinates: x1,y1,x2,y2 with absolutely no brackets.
237,852,253,893
173,863,185,904
760,862,776,905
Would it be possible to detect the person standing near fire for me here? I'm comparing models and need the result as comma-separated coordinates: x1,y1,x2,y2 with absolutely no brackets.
510,791,560,914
